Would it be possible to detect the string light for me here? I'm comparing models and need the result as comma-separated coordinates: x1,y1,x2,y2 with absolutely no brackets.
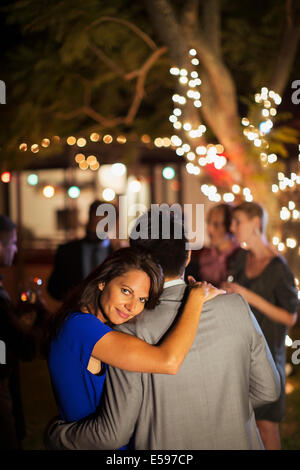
31,144,39,153
77,137,87,147
90,133,100,142
162,167,176,180
103,135,113,144
102,188,115,201
67,136,76,145
79,160,89,170
1,171,11,183
42,185,55,198
27,174,39,186
75,153,85,163
41,138,50,148
90,161,100,171
67,186,80,199
116,135,127,144
167,49,238,201
129,180,141,193
19,143,27,152
111,163,126,177
242,87,282,168
86,155,97,165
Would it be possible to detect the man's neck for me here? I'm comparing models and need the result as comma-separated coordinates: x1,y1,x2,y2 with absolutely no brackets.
164,275,183,283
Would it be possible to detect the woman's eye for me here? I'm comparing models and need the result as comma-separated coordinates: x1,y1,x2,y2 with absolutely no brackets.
121,288,130,295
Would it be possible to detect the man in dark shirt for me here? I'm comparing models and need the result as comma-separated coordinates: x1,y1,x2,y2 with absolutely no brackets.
47,200,117,301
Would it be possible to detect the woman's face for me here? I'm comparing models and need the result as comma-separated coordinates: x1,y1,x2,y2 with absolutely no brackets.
230,210,258,245
98,269,151,325
207,208,227,245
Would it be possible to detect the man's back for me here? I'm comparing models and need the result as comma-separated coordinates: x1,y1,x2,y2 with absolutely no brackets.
105,284,280,450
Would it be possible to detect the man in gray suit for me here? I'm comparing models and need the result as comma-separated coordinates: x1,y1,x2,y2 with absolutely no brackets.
46,208,280,450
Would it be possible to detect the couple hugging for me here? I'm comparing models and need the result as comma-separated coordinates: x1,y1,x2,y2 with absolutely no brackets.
46,208,280,450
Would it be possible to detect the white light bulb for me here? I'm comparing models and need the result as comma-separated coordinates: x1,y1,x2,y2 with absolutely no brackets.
103,188,116,201
170,67,180,75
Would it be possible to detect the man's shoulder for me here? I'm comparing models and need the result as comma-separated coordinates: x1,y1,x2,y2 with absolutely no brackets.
209,292,245,308
204,292,252,324
115,284,188,339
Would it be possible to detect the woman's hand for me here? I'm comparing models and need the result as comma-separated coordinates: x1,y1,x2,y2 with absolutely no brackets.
187,276,225,303
221,281,244,295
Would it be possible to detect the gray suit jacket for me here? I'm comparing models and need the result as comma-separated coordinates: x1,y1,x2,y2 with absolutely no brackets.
47,285,280,450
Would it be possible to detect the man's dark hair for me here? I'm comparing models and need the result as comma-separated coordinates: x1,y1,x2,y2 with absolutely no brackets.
129,208,189,277
88,200,119,220
0,215,16,242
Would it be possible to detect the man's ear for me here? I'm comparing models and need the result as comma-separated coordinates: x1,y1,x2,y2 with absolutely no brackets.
185,250,191,267
98,282,105,291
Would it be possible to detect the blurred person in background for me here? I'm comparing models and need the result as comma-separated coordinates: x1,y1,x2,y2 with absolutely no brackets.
0,215,47,449
222,201,299,450
186,203,240,286
47,200,122,302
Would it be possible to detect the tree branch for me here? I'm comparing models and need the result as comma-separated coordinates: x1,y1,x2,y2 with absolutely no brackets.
269,16,300,95
70,73,92,107
286,0,293,27
54,46,167,128
87,41,125,76
86,16,158,50
124,46,167,80
181,0,200,31
55,107,87,121
145,0,189,65
201,0,221,57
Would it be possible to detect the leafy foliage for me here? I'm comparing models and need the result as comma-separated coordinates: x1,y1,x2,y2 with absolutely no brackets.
0,0,299,172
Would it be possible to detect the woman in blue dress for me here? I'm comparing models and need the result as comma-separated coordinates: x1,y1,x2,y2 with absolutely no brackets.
48,246,220,427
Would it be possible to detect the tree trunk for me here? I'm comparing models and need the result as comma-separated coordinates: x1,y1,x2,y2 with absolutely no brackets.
146,0,299,203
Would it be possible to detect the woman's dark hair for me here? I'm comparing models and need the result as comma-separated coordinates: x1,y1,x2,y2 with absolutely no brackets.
46,246,164,348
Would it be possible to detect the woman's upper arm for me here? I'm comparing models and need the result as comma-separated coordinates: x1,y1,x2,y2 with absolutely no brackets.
91,330,172,374
274,259,299,315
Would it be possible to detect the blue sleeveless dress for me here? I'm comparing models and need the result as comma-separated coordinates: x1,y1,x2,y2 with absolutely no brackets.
48,312,127,449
